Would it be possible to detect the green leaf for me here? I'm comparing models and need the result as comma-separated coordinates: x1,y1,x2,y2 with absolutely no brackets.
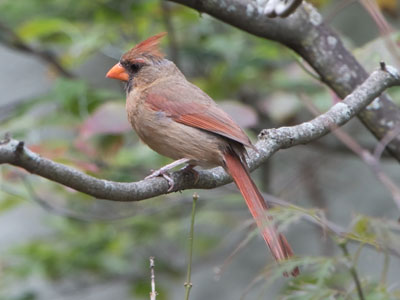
17,18,78,42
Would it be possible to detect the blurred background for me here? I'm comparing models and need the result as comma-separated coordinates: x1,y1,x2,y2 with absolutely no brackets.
1,0,400,299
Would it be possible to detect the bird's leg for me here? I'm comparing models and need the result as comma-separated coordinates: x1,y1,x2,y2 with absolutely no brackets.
145,158,191,191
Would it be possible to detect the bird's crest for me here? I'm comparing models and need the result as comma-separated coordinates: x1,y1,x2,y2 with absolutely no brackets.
125,32,167,60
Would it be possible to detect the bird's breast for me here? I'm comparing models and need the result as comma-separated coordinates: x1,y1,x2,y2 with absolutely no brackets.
125,89,226,167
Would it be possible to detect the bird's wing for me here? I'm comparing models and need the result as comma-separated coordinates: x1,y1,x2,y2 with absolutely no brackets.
145,82,252,148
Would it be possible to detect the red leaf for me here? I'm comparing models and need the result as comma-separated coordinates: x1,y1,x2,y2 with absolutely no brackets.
219,101,258,129
80,102,131,138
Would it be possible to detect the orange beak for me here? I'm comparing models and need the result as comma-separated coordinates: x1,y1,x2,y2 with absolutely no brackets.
106,63,129,81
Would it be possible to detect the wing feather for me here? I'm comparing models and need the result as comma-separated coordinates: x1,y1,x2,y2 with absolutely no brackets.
145,83,252,147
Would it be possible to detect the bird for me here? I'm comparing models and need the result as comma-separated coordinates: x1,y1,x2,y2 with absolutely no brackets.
106,32,298,276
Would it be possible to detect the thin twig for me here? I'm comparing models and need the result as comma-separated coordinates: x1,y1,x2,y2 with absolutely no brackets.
300,93,400,210
325,0,357,24
161,1,180,67
338,240,365,300
214,225,257,280
373,124,400,162
21,175,135,222
360,0,400,67
149,256,157,300
380,251,390,285
184,193,198,300
311,140,393,160
260,189,400,258
294,55,321,81
330,128,400,209
0,21,74,78
300,157,334,255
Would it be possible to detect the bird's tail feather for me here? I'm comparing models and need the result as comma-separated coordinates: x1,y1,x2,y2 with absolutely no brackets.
223,152,299,276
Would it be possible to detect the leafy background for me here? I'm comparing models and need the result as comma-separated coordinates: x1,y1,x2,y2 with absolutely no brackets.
1,0,400,299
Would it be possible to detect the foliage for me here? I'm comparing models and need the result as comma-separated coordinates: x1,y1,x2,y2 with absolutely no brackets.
1,0,400,299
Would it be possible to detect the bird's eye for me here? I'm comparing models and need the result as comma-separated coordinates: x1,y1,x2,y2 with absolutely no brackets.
129,63,143,74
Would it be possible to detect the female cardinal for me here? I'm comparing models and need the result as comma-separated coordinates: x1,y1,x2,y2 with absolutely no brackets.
106,32,298,276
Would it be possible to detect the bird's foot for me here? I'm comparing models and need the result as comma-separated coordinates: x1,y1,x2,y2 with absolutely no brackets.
145,169,175,192
145,158,191,192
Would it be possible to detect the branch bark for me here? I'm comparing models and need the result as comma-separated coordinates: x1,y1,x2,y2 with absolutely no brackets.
1,67,398,202
167,0,400,161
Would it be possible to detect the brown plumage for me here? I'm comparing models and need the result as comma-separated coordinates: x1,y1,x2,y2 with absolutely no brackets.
106,33,299,276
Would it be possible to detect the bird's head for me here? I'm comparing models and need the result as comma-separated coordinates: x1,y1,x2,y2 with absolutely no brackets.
106,32,170,90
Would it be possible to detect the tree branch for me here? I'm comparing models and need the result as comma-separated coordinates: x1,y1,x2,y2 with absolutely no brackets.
0,67,398,202
167,0,400,161
0,21,74,78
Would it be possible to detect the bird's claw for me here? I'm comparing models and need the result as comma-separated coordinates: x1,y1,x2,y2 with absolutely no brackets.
145,169,175,192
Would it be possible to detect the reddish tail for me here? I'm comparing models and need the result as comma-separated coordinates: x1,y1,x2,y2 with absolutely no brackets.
224,152,299,276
